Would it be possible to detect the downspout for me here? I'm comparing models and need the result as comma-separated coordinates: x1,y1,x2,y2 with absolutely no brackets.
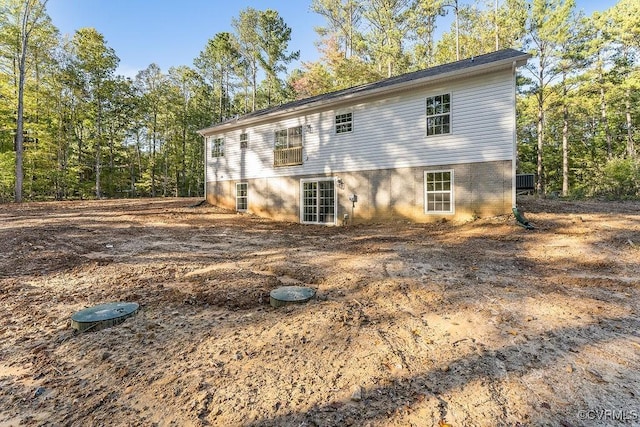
510,60,534,230
511,60,517,209
203,135,207,200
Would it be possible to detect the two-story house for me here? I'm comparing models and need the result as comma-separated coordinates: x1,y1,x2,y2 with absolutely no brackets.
198,49,530,225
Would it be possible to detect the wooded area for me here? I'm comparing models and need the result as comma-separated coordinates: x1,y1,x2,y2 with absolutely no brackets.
1,0,638,203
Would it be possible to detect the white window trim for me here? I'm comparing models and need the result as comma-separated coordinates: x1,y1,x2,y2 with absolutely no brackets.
300,177,337,225
275,125,303,149
335,110,353,135
236,182,248,211
240,132,248,150
211,136,224,158
424,170,454,214
425,93,451,137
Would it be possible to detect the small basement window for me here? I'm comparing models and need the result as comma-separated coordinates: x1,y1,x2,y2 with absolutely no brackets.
424,170,454,214
236,182,247,211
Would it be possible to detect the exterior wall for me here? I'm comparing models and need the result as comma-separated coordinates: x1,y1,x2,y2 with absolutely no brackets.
205,69,516,181
204,67,517,224
206,160,512,224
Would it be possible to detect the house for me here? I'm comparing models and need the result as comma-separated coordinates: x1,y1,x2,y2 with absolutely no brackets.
198,49,531,225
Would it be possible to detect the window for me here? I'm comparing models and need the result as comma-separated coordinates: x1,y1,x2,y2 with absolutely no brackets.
240,133,248,149
274,125,303,166
274,126,302,149
426,94,450,136
236,183,247,211
301,179,335,224
424,170,454,213
211,137,224,157
335,112,353,134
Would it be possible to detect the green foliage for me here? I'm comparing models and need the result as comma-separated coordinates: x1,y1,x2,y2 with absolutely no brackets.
591,157,640,200
0,0,638,204
0,151,15,202
256,9,300,107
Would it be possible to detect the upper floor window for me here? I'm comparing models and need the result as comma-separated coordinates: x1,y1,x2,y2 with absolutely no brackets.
275,126,302,149
426,94,450,136
335,112,353,134
274,125,303,167
240,133,248,149
211,137,224,157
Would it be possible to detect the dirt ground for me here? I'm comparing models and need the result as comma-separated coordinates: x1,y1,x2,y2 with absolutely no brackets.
0,197,639,427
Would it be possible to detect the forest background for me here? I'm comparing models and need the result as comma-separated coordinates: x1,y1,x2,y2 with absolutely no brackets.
1,0,638,203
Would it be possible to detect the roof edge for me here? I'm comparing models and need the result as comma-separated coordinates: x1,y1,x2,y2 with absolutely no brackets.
198,49,530,136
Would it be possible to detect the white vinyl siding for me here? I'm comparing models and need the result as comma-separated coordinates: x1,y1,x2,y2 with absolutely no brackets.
205,70,515,182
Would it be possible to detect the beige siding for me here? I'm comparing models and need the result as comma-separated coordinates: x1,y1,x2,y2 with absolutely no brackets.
206,160,512,224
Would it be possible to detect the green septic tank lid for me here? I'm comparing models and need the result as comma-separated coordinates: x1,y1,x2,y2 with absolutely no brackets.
269,286,316,308
71,302,139,332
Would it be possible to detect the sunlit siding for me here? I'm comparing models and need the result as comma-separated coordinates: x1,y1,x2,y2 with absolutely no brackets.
206,69,515,182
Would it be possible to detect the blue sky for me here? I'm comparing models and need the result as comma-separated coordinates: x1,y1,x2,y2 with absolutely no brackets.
46,0,619,78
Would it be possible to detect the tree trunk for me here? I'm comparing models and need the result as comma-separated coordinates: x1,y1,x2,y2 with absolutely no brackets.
181,123,187,197
600,83,611,158
108,129,115,197
562,102,569,197
625,88,635,158
14,5,31,203
536,64,545,196
219,65,224,121
252,58,257,112
151,112,157,197
95,100,102,199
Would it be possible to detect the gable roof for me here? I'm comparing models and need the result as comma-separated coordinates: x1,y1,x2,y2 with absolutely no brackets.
198,48,530,135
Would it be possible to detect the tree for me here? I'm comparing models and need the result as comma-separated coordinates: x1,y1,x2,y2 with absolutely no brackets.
408,0,445,69
70,27,119,199
605,0,639,158
361,0,412,77
195,32,241,122
311,0,364,59
523,0,575,195
288,36,383,98
166,66,207,196
0,0,50,202
233,7,261,113
495,0,527,50
434,0,526,64
552,12,586,196
256,9,299,107
101,76,137,197
135,63,166,197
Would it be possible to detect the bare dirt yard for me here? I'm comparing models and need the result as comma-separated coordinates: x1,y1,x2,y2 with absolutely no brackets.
0,197,639,427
